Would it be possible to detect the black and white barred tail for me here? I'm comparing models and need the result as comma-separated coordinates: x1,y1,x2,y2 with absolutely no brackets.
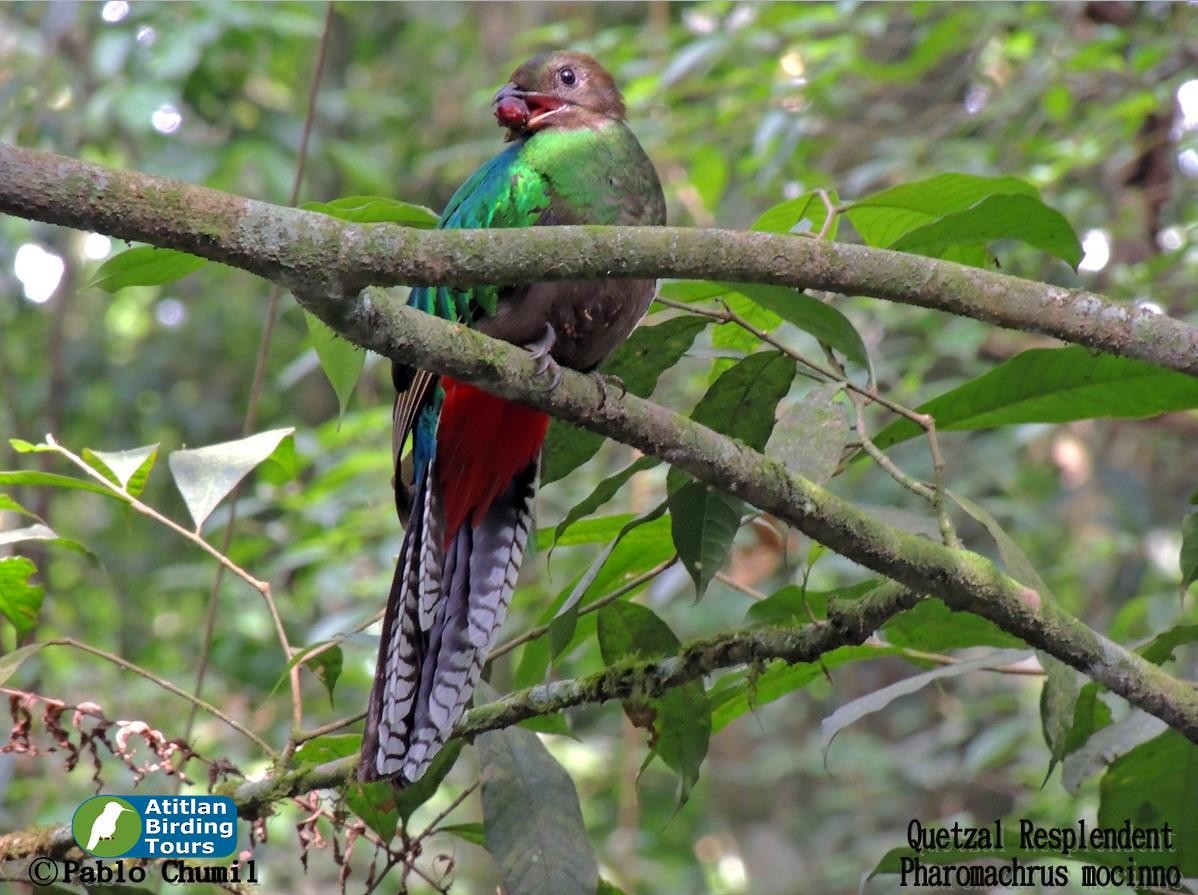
360,459,537,784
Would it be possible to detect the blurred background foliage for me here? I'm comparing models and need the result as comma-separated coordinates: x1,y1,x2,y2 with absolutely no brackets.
1,2,1197,893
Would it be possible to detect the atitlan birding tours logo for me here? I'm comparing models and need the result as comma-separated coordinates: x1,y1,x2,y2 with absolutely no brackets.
71,795,236,858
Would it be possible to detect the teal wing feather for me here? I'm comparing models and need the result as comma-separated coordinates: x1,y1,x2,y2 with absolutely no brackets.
401,141,552,483
408,141,550,323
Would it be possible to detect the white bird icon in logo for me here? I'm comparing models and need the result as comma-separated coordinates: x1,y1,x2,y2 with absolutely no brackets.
86,800,133,851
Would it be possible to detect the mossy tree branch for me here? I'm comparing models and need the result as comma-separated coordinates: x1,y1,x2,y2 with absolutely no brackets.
1,144,1196,376
1,584,920,861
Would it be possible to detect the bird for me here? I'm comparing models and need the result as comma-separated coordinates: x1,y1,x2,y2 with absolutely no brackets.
360,50,666,785
86,800,133,851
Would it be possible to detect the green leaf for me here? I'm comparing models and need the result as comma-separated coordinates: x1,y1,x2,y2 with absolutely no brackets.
544,512,647,548
301,195,438,227
168,428,295,529
305,312,365,419
478,726,599,895
305,644,343,708
751,189,840,238
655,280,726,303
684,349,796,451
661,281,869,371
1099,731,1198,875
439,821,485,847
513,637,552,692
873,347,1198,452
346,780,399,842
1039,656,1078,779
0,641,46,687
1063,709,1166,795
1139,624,1198,666
0,494,40,520
291,733,359,766
709,292,783,368
88,246,207,292
548,503,667,659
259,432,300,484
889,193,1082,269
394,740,463,824
821,649,1031,762
541,316,708,484
1060,681,1112,759
1182,513,1198,593
766,383,849,485
82,444,159,497
710,644,899,732
551,455,660,548
271,640,338,698
666,350,794,596
8,439,55,453
732,283,870,370
519,713,572,736
847,173,1039,248
668,482,742,599
744,580,878,626
516,516,675,689
0,556,43,635
0,523,95,559
598,601,711,806
883,598,1023,651
0,471,121,499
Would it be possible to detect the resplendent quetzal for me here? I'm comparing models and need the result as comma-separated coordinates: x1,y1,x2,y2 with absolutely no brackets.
361,51,666,784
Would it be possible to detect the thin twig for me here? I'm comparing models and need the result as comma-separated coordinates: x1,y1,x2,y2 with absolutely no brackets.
662,295,918,425
288,607,385,674
487,555,677,662
48,637,275,755
422,780,481,838
357,825,450,895
849,391,936,503
819,342,958,547
714,571,767,601
308,804,450,895
813,188,839,241
797,553,821,626
917,410,960,548
868,637,1044,676
45,437,275,597
294,710,368,746
658,294,962,548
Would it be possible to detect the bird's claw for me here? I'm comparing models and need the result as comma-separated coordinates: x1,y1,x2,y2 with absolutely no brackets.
523,323,562,391
590,372,627,409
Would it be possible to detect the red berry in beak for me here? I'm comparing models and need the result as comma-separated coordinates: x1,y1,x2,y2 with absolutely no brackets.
495,96,530,130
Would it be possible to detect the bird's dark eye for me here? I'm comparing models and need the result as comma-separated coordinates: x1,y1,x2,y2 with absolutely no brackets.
559,66,577,87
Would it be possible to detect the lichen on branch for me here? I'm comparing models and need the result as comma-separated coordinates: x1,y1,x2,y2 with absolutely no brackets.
1,143,1196,376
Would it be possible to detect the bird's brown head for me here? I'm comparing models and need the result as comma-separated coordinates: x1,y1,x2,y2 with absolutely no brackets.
493,51,625,140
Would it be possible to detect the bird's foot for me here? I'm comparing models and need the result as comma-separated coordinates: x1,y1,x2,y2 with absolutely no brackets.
590,372,627,409
523,323,562,391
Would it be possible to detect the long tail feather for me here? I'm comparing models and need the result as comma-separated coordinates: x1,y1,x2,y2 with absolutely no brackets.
360,471,432,782
405,460,535,777
361,455,539,785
